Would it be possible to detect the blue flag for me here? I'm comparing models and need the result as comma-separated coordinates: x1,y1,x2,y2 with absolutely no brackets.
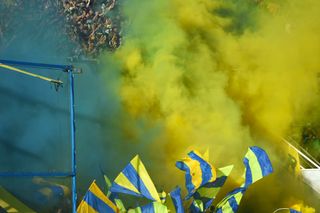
110,155,160,202
243,146,273,188
191,165,233,212
214,187,246,213
128,202,168,213
176,150,216,198
214,146,273,213
169,187,184,213
77,180,118,213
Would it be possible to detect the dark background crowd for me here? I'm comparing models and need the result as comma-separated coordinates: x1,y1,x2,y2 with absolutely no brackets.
62,0,122,58
0,0,122,60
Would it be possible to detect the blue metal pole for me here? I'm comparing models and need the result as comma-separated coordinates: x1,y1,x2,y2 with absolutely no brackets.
0,59,77,211
69,70,77,213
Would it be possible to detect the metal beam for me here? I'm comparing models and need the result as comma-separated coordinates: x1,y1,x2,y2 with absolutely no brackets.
0,59,72,71
0,59,77,212
69,70,77,213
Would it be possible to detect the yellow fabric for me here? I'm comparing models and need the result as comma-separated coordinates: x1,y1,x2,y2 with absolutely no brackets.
89,181,118,212
114,199,126,213
203,149,210,162
183,156,203,190
77,180,118,213
217,192,243,212
77,200,97,213
193,150,216,182
246,149,263,183
152,202,168,213
131,155,160,201
115,172,140,194
128,207,142,213
128,202,168,213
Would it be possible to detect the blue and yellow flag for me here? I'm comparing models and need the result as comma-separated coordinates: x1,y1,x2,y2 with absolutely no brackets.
243,146,273,188
214,188,245,213
110,155,160,202
214,146,273,213
77,180,118,213
127,202,168,213
101,173,126,212
169,187,184,213
176,150,216,198
191,165,233,212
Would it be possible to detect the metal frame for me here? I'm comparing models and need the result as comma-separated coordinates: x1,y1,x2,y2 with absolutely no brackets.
0,59,77,212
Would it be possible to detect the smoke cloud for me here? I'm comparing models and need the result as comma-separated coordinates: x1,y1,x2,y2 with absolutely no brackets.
1,0,319,211
101,0,320,210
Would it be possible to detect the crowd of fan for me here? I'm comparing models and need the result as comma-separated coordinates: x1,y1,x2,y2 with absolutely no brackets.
62,0,121,57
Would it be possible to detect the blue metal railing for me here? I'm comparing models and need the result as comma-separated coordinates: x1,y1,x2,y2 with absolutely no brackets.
0,59,77,213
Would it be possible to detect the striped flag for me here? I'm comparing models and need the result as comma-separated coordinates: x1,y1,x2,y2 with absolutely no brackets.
214,146,273,213
176,150,216,198
110,155,160,202
191,165,233,212
101,174,126,212
214,187,245,213
168,187,184,213
127,202,168,213
243,146,273,188
77,180,118,213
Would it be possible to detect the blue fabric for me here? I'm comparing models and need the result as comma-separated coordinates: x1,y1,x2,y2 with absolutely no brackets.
188,151,214,186
110,182,143,198
122,163,154,201
227,196,239,213
215,147,273,213
190,202,202,213
140,202,155,213
250,146,273,177
201,175,227,189
216,208,222,213
191,173,229,211
243,157,253,188
192,192,213,210
204,198,214,210
170,187,184,213
176,151,215,199
84,190,116,213
214,189,245,213
244,146,273,188
289,209,301,213
176,161,195,197
227,187,246,197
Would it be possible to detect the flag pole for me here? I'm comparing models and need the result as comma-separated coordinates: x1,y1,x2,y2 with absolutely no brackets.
69,69,77,213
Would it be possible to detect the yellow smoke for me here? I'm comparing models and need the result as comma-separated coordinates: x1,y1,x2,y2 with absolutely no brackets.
102,0,320,209
223,0,320,138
